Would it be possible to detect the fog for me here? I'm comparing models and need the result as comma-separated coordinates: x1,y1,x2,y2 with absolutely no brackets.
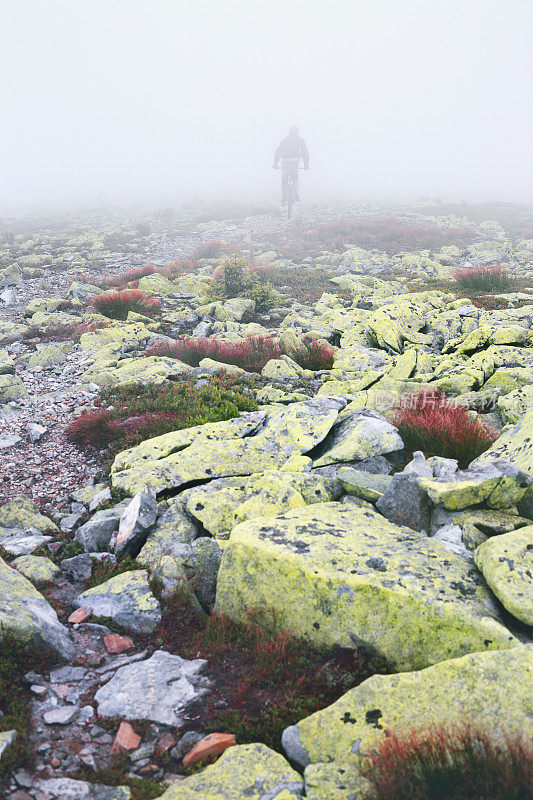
1,0,532,211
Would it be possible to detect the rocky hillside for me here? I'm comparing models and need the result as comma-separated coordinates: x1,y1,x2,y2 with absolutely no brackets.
0,201,532,799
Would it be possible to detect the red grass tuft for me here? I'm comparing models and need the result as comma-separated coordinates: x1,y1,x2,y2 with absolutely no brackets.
393,388,497,468
64,409,121,449
296,337,336,370
100,264,157,289
362,723,533,800
91,289,161,320
145,335,282,373
453,264,511,293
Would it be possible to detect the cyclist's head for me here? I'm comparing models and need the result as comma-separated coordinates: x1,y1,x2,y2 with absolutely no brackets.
289,124,299,136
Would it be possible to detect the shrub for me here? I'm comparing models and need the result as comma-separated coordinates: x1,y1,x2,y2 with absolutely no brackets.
100,264,157,288
91,289,161,320
453,264,511,293
208,256,281,312
194,239,224,259
393,388,497,468
146,335,281,373
295,337,336,370
65,377,258,457
362,723,533,800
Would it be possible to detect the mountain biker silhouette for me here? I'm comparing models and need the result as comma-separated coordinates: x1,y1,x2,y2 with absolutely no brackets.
273,125,310,204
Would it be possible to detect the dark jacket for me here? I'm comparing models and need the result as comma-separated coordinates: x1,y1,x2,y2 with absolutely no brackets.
274,134,309,167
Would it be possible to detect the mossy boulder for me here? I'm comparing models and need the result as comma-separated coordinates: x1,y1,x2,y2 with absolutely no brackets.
215,503,517,672
0,373,27,402
73,569,161,632
0,351,15,374
282,647,532,768
304,762,374,800
473,411,533,477
313,410,403,468
12,555,60,584
497,384,533,424
157,742,303,800
0,496,57,532
474,526,533,625
0,557,75,662
26,344,68,369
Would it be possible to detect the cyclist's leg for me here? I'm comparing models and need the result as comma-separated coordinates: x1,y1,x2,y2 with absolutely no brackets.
291,160,300,201
281,160,289,204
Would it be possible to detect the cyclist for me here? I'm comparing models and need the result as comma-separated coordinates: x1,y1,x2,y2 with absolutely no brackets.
273,125,310,204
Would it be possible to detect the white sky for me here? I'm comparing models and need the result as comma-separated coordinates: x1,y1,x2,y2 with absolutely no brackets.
1,0,532,209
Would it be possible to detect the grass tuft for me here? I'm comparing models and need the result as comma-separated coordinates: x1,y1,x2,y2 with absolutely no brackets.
362,723,533,800
453,264,512,293
393,388,497,468
91,289,161,320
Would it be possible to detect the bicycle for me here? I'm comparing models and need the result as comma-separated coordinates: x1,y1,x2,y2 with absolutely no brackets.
274,162,306,219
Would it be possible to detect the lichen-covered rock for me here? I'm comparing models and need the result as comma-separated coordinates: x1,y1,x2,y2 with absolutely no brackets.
313,410,403,467
137,498,198,568
473,411,533,476
0,373,27,401
282,647,532,768
26,344,68,369
337,468,392,501
73,570,160,632
111,399,344,495
304,762,375,800
156,742,303,800
12,555,60,583
0,557,75,662
497,384,533,424
215,503,517,671
0,730,16,763
94,650,208,726
0,495,57,532
474,527,533,625
419,460,531,510
0,350,16,374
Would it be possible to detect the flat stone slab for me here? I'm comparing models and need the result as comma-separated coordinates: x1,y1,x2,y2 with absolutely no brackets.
38,777,131,799
94,650,209,725
474,526,533,625
156,742,303,800
73,570,160,633
215,503,517,671
282,647,533,768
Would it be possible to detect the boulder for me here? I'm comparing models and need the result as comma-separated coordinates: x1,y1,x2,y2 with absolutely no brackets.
37,777,131,799
215,503,517,671
137,498,198,568
0,556,75,662
0,495,57,532
338,468,392,502
304,762,374,800
156,742,303,800
74,501,129,551
312,410,403,467
472,410,533,477
376,473,432,532
73,570,160,632
0,373,27,401
185,537,222,609
282,647,532,768
474,526,533,625
94,650,208,725
12,555,60,583
110,491,157,559
418,460,532,510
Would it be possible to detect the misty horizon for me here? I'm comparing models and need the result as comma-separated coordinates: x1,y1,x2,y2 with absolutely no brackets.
1,0,532,212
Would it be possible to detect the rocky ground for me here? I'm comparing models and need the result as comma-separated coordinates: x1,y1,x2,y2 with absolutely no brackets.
0,200,532,799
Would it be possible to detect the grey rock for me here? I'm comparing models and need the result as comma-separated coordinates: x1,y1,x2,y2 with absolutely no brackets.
0,435,22,449
281,725,311,768
433,523,470,556
402,451,433,478
27,422,47,443
186,537,222,609
61,553,93,581
88,488,112,512
94,650,209,725
173,730,204,757
426,455,459,480
338,468,392,502
74,501,129,552
38,777,131,799
192,319,213,337
312,409,403,467
376,473,432,533
111,491,157,559
49,665,87,683
43,706,80,725
73,570,161,633
60,513,85,531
